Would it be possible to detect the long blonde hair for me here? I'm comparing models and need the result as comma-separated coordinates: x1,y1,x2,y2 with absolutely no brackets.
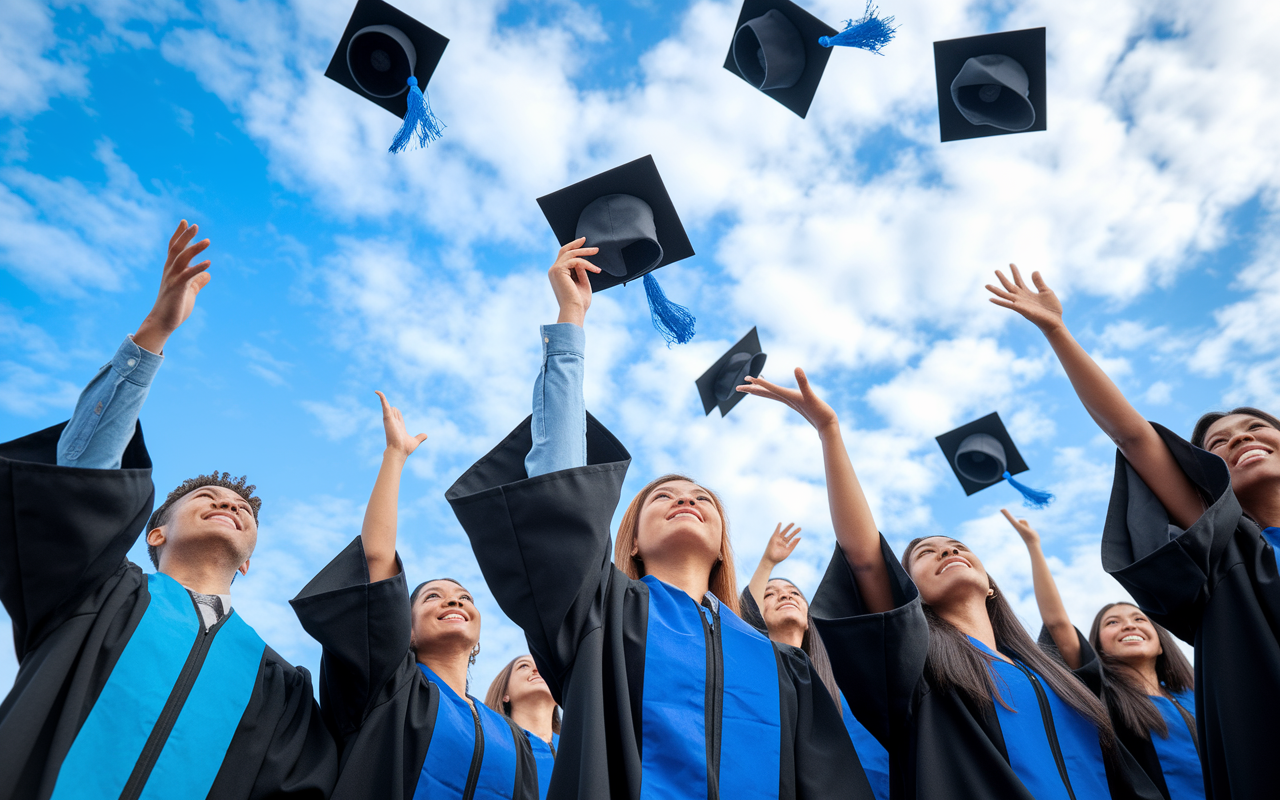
614,474,740,615
484,656,561,734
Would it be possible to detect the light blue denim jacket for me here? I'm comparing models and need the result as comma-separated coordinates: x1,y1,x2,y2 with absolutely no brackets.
524,323,588,477
57,336,163,469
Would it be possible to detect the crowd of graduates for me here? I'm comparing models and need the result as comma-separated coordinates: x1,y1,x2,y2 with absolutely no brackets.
1,217,1276,800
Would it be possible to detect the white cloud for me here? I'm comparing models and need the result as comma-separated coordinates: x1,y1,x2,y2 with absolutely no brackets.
0,361,81,417
0,0,87,118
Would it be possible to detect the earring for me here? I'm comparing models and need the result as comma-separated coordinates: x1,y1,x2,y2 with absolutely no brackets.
469,643,481,665
987,588,996,599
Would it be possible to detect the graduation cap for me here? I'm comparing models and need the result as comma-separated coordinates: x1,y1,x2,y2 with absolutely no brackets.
537,155,697,345
935,412,1054,508
724,1,897,118
933,27,1046,142
326,0,448,153
696,327,767,417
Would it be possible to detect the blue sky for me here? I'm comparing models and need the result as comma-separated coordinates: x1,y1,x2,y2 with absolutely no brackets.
3,0,1279,689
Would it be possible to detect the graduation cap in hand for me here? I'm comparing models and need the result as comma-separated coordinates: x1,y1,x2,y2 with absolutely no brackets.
936,412,1054,508
933,27,1046,142
326,0,448,153
538,155,697,345
724,1,896,118
696,327,767,417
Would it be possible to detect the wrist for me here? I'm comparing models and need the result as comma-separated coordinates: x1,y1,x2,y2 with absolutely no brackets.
133,317,172,355
816,419,842,441
556,305,586,327
382,447,410,464
1038,319,1070,340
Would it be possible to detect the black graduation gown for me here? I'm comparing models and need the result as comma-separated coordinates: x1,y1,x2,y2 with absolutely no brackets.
0,423,337,800
290,537,538,800
444,415,874,800
810,537,1163,800
1102,423,1280,800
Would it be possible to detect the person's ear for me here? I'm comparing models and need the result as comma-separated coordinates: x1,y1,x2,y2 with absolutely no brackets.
146,527,166,548
238,558,251,577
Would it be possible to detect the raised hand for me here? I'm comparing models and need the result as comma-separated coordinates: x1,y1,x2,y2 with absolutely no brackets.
1001,508,1041,547
737,368,839,434
986,264,1064,335
548,237,601,327
134,220,213,354
376,391,429,459
763,523,802,565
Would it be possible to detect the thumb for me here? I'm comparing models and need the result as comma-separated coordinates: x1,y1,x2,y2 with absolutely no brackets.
414,433,429,444
191,272,212,292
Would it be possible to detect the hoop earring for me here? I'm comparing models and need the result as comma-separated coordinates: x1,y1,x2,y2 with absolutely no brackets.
469,643,481,666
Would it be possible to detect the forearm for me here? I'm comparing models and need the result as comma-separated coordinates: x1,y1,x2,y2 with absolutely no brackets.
57,336,163,469
1044,325,1204,527
1024,540,1080,668
820,424,895,613
524,323,587,478
748,556,774,609
361,450,407,583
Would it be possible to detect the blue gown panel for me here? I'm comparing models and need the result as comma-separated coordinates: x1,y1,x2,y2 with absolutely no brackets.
969,637,1110,800
839,692,890,800
1149,691,1205,800
526,731,557,800
413,665,519,800
716,608,781,800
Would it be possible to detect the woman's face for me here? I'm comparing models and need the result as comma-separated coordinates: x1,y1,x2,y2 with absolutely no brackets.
1201,414,1280,503
633,480,723,570
1096,604,1162,664
906,536,992,608
411,580,481,653
505,655,554,710
761,579,809,633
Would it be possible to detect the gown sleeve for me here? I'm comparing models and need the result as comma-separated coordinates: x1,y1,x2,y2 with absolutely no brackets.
445,413,630,699
809,535,929,747
1100,422,1273,641
289,537,415,740
0,421,154,659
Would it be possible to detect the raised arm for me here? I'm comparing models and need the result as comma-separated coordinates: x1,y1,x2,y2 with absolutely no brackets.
361,392,429,582
57,220,211,469
747,523,802,608
738,369,895,613
986,265,1204,529
1002,509,1081,668
525,238,600,478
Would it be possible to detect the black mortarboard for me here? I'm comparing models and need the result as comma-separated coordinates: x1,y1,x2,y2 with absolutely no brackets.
723,0,837,118
932,27,1046,142
935,412,1053,507
537,155,697,345
326,0,448,152
696,327,767,417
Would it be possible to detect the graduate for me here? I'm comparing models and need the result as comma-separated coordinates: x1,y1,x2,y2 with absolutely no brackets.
485,656,560,800
1003,511,1203,800
290,393,537,800
444,239,877,799
988,265,1278,799
0,220,337,800
740,523,892,800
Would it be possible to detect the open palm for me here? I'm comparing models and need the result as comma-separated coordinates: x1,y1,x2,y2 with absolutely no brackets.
737,368,838,433
986,264,1064,334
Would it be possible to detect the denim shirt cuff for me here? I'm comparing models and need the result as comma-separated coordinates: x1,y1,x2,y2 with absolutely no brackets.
113,335,164,386
539,323,585,362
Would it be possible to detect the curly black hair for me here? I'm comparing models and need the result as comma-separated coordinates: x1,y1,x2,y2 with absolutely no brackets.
146,470,262,568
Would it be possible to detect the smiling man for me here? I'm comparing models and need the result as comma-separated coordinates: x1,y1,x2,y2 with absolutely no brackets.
0,221,336,800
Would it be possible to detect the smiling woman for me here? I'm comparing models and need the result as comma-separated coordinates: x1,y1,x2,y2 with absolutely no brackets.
485,656,560,800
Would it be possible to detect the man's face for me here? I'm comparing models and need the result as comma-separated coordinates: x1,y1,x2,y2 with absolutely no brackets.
147,485,258,575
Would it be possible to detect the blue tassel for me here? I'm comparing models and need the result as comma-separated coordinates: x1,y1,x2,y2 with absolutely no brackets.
1003,470,1055,510
389,76,445,154
818,2,898,53
642,273,696,346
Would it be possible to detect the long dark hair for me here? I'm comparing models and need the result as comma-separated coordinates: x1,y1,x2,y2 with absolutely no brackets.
746,578,844,711
1087,602,1195,742
901,538,1116,751
1190,406,1280,449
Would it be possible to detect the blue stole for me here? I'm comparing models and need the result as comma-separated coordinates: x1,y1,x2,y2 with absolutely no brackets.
1260,526,1280,552
839,691,891,800
639,576,781,800
413,664,520,800
50,573,265,800
1149,690,1205,800
967,637,1110,800
526,731,557,800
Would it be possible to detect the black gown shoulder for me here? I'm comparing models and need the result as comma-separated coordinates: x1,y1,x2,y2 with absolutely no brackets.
1102,422,1280,800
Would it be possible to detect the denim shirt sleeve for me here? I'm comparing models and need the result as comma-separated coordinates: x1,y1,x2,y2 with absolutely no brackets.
57,335,163,469
524,323,587,478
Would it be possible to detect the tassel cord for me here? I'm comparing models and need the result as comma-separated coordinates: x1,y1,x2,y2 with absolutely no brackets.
642,273,696,347
818,1,898,53
389,76,446,154
1003,470,1055,510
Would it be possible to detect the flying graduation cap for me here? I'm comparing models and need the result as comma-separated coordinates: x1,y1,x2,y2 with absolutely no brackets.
326,0,448,153
538,156,697,346
696,327,767,417
933,27,1046,142
935,412,1054,508
724,1,896,118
